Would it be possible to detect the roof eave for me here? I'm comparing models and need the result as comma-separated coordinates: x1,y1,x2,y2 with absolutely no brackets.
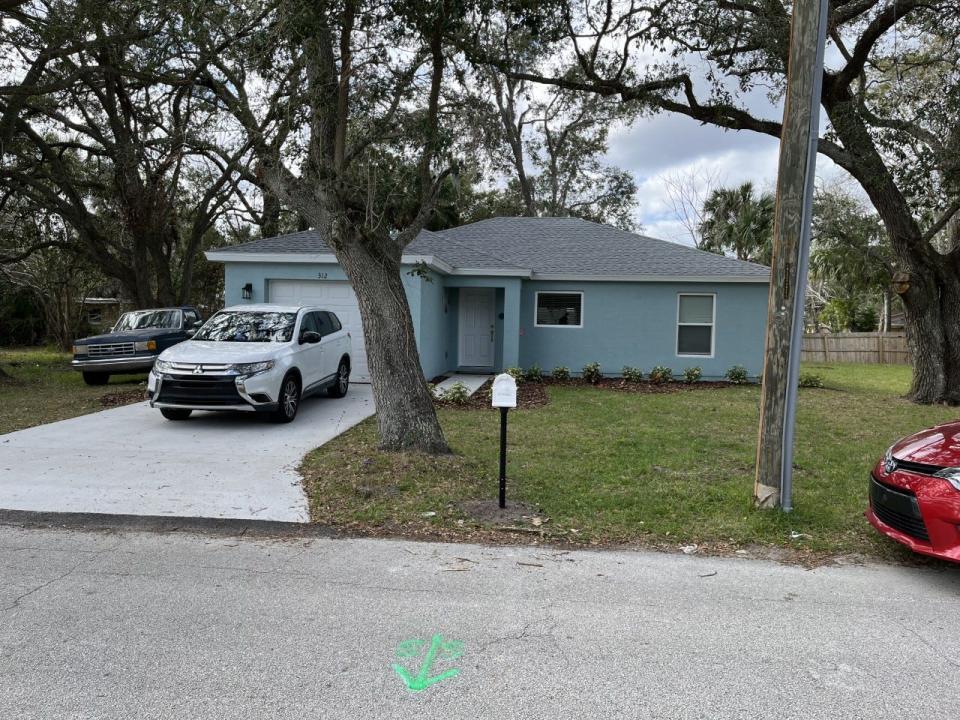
204,251,457,275
204,251,768,282
529,272,769,283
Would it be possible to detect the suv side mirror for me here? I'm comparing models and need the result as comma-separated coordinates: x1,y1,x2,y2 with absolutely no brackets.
300,330,322,344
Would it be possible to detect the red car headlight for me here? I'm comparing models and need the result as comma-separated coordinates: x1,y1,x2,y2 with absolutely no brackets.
933,467,960,491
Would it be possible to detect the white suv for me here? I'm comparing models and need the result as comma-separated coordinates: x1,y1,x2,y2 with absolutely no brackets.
147,304,352,423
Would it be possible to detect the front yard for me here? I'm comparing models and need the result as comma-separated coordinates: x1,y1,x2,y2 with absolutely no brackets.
3,345,956,564
0,348,146,435
301,363,958,563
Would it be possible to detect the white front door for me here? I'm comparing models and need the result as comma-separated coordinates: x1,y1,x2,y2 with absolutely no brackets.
458,288,495,368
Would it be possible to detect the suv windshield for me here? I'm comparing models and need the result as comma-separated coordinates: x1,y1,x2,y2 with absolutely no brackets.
192,311,297,343
114,310,181,331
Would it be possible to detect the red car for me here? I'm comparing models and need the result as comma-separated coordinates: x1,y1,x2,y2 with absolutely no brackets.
869,420,960,562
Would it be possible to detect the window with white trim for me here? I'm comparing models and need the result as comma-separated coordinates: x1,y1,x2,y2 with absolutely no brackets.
677,294,715,356
535,292,583,327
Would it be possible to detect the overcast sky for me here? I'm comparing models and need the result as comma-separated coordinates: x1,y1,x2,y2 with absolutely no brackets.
608,101,852,246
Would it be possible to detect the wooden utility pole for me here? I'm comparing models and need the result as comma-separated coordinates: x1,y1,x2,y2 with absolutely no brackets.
754,0,829,511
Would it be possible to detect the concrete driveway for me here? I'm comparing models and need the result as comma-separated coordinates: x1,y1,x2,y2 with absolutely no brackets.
0,385,374,522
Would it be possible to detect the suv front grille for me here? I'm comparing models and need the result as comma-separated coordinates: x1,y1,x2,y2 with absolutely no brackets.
870,475,930,542
157,374,244,406
167,362,232,374
88,342,135,357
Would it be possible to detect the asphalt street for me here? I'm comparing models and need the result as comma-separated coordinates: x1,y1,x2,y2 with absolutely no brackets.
1,524,959,719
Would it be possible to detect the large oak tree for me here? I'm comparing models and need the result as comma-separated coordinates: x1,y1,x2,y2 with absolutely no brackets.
0,0,258,306
202,0,459,452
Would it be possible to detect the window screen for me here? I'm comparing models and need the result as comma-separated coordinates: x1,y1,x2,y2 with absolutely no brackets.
677,295,714,355
535,293,582,326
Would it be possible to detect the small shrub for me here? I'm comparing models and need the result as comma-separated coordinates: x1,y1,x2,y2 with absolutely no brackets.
682,366,702,384
621,366,644,383
505,366,524,384
551,366,571,381
581,361,603,384
648,365,673,384
798,372,825,389
440,381,470,405
726,365,749,384
525,363,543,383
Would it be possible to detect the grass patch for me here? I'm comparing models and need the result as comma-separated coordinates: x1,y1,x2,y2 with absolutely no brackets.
301,363,958,563
0,347,146,435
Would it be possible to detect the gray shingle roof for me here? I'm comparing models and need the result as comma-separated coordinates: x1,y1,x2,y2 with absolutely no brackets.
209,217,769,280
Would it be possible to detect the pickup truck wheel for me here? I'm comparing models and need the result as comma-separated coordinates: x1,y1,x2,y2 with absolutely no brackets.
272,373,301,423
160,408,192,421
328,361,350,398
82,372,109,386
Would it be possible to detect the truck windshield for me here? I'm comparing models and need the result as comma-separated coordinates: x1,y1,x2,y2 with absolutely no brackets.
114,310,181,331
192,311,297,343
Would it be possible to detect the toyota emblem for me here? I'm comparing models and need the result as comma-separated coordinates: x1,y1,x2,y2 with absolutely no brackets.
883,455,897,474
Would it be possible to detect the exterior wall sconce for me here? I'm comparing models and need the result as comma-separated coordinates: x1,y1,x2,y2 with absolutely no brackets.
242,283,253,300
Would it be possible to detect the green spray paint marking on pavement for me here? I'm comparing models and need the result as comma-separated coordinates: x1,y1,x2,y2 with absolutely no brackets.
392,634,464,692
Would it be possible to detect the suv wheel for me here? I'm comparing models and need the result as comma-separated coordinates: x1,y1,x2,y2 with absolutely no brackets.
272,373,301,423
160,408,192,421
83,372,109,386
328,360,350,398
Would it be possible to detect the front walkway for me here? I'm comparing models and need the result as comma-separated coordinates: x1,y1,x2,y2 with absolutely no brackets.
432,374,490,398
0,385,374,522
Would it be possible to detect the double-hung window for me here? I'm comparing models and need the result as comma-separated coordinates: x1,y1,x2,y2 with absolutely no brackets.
677,294,715,356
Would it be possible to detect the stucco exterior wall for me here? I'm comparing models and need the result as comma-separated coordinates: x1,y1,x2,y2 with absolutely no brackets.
221,262,768,381
518,280,768,379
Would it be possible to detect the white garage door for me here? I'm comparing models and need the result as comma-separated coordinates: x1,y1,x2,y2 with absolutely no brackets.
268,279,370,382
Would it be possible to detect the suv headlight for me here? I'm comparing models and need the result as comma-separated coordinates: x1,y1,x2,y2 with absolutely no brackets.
231,360,274,376
73,345,89,356
154,359,173,372
933,467,960,491
135,340,157,352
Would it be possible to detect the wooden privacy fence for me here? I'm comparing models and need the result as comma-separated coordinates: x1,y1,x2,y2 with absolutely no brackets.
801,332,911,365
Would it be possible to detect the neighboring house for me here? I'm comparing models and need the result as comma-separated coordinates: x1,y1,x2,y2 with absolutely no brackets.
205,217,770,382
79,297,133,329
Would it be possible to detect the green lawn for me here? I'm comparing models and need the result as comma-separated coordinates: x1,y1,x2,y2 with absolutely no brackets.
301,363,958,562
0,347,146,435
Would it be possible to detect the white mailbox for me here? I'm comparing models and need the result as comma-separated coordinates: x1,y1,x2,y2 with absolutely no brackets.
491,373,517,408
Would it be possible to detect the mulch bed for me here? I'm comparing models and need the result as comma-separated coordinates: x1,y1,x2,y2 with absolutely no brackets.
579,377,743,394
432,375,748,410
434,379,549,410
99,388,147,407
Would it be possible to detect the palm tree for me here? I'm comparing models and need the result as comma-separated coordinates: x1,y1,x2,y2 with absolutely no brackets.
698,182,775,265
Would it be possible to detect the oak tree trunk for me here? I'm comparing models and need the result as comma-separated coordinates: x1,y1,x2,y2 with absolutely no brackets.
335,237,450,453
825,89,960,404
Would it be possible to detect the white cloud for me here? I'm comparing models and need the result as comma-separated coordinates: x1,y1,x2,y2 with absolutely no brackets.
607,110,854,244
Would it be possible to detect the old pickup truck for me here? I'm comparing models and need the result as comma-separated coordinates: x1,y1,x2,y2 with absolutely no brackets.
71,306,203,385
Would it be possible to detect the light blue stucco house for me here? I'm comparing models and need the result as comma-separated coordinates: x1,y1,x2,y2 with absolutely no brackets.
206,217,769,382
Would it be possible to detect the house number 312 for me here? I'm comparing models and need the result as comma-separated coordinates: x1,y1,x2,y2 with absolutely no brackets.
317,272,328,279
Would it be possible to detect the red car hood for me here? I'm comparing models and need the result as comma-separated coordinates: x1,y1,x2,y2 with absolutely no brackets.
893,420,960,467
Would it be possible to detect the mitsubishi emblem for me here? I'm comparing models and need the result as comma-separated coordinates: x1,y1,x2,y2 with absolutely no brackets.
193,365,203,375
